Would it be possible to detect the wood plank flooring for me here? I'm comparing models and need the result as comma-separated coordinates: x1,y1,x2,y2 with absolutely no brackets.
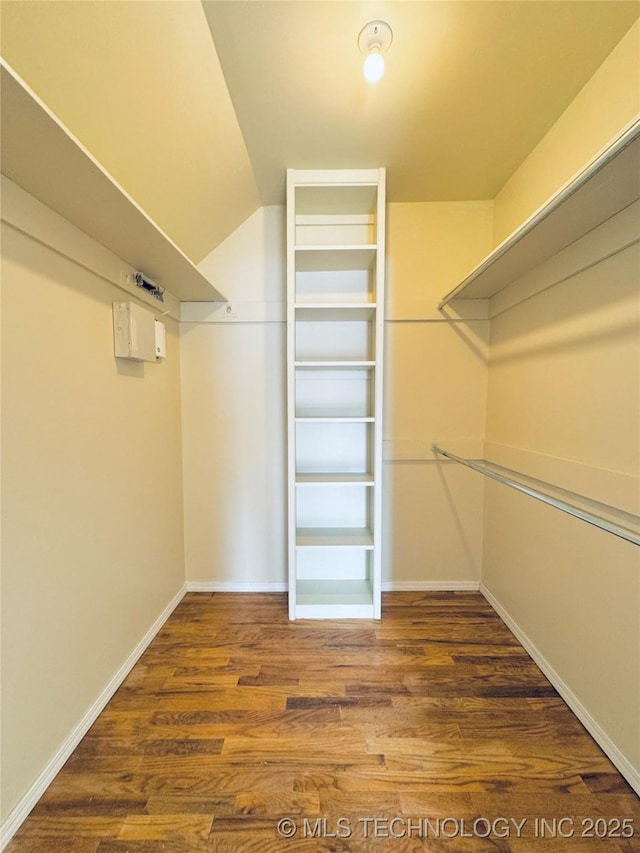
7,592,639,851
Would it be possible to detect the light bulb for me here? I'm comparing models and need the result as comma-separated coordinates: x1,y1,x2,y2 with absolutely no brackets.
363,49,385,83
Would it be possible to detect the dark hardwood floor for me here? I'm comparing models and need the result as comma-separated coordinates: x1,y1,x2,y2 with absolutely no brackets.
6,591,639,851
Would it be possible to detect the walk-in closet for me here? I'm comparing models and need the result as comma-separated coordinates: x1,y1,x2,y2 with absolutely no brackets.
1,2,638,849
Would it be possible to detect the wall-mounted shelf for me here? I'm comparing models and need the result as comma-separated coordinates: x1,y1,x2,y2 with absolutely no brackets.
438,118,640,308
0,59,226,303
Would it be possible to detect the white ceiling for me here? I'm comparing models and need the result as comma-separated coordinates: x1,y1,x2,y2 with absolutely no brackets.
203,0,640,206
1,1,638,261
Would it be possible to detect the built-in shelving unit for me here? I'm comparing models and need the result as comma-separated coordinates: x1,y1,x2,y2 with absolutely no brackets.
287,168,385,619
439,118,640,308
0,58,225,303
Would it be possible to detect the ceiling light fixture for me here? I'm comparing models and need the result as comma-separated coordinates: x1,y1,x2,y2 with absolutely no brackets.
358,20,393,83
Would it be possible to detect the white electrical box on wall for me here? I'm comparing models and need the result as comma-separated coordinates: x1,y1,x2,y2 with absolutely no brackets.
113,301,157,362
154,320,166,359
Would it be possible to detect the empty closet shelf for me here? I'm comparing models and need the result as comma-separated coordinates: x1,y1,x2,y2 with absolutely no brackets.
296,528,374,547
295,304,376,321
295,416,375,423
437,119,640,307
296,579,374,606
294,246,377,272
432,444,640,547
295,473,375,485
295,360,375,369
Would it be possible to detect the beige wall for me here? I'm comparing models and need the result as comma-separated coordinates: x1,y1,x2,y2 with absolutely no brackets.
384,202,493,584
493,19,640,245
1,187,186,822
481,22,640,785
181,206,287,586
483,218,640,780
181,317,287,586
181,201,493,587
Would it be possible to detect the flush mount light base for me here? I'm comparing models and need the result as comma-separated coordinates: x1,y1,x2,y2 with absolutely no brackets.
358,20,393,82
358,20,393,56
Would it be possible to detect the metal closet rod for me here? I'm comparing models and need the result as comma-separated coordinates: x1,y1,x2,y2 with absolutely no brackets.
432,444,640,547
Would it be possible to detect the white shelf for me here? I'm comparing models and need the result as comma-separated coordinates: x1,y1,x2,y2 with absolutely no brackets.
295,406,372,419
295,214,374,225
296,473,374,486
439,119,640,307
295,181,378,216
0,59,225,303
296,528,374,548
295,579,375,619
295,360,375,369
295,246,377,272
295,304,376,321
295,416,375,423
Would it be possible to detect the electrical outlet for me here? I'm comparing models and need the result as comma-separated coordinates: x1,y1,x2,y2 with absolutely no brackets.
119,270,131,287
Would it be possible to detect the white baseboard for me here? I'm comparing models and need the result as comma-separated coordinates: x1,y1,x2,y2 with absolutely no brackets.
0,584,187,850
382,580,481,591
185,581,287,592
480,582,640,797
184,580,480,594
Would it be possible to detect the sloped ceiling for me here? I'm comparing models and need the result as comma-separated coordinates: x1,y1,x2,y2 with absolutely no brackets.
1,0,638,262
0,0,261,263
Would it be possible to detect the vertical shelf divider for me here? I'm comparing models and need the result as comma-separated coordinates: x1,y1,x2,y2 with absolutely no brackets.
287,169,385,620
